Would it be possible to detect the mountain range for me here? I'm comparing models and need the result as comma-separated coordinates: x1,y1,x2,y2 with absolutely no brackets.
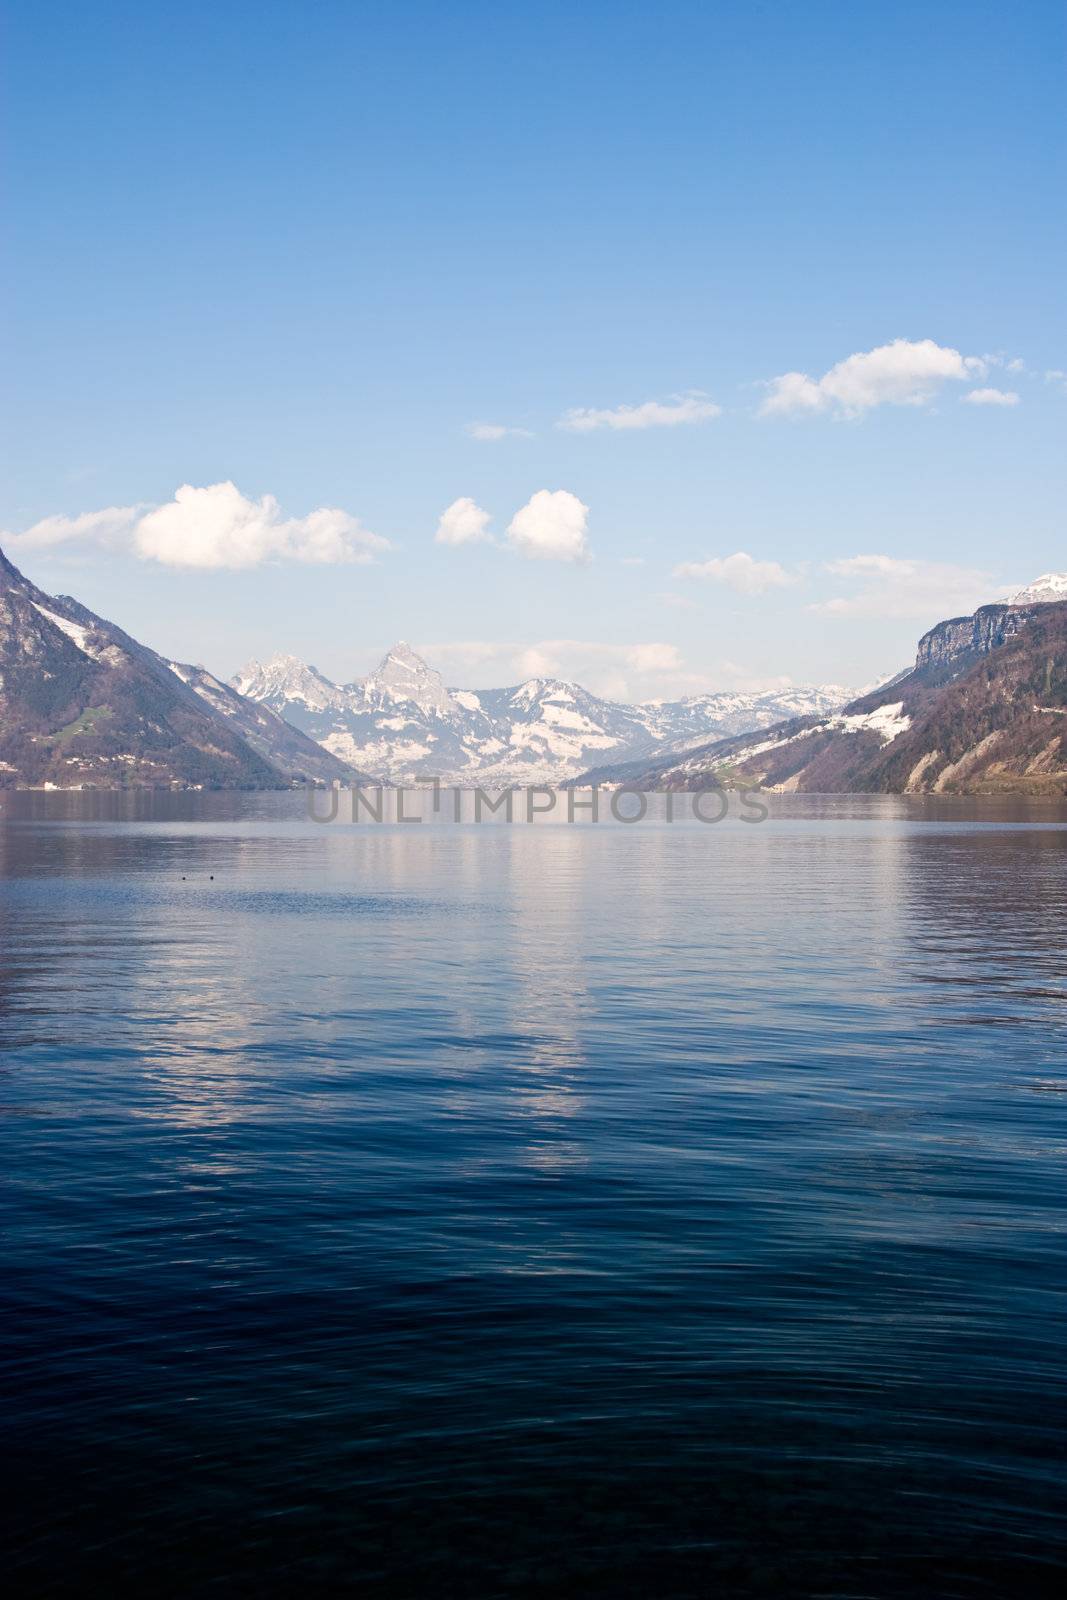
233,644,855,785
0,544,358,789
575,579,1067,796
5,536,1065,795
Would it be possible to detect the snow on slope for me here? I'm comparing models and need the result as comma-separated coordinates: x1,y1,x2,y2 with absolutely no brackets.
32,602,104,660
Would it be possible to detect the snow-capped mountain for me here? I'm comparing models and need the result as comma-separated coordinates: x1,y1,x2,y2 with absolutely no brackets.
232,642,855,784
233,654,350,715
631,685,859,756
1009,573,1067,605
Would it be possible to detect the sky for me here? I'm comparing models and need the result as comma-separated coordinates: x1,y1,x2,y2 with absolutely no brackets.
1,0,1064,702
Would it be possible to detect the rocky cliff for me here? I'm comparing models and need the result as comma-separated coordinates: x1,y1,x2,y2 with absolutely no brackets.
914,603,1043,672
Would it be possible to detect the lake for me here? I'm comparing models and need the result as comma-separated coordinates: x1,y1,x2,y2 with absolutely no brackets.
2,792,1065,1596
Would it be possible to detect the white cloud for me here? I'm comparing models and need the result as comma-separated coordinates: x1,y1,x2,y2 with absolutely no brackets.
961,387,1020,407
506,489,590,563
435,496,493,546
816,554,998,619
673,551,795,594
558,393,722,432
435,490,593,562
465,422,533,441
6,504,144,552
760,338,986,419
620,556,646,566
5,482,388,569
133,483,387,568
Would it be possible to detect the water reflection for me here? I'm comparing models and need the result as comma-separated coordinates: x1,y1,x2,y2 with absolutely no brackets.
2,791,1066,1595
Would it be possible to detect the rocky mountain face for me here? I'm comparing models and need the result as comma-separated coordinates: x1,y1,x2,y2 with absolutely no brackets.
234,642,854,785
580,594,1067,796
914,602,1044,672
913,575,1067,673
0,544,358,788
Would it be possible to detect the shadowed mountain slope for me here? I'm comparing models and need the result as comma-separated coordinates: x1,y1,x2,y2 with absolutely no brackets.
0,545,360,788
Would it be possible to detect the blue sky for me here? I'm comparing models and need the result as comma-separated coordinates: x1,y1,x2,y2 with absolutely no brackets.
2,0,1064,699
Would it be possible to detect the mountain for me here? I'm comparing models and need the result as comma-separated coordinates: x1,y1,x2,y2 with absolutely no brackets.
1009,572,1067,605
576,593,1067,796
0,544,358,788
233,642,854,785
630,684,861,755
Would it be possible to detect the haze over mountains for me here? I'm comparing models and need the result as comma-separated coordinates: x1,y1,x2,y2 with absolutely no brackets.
233,644,855,785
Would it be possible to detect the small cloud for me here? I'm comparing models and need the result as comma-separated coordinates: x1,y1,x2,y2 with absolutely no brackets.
656,591,699,611
626,642,683,673
816,554,998,620
1045,369,1067,394
5,483,388,569
961,387,1020,407
465,422,533,441
558,393,722,432
673,551,795,595
620,556,646,566
978,352,1026,374
506,489,590,563
435,496,493,547
760,338,986,419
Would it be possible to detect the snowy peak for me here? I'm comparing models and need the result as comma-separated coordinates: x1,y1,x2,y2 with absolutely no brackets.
1009,573,1067,605
364,641,454,715
507,678,583,710
377,640,426,675
233,654,343,712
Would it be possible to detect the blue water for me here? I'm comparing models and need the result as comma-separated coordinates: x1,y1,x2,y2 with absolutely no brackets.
2,793,1066,1596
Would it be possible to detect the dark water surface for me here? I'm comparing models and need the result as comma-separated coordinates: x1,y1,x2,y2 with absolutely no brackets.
2,792,1066,1596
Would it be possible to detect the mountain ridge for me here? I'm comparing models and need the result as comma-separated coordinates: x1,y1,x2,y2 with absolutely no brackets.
233,644,855,785
0,545,362,789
